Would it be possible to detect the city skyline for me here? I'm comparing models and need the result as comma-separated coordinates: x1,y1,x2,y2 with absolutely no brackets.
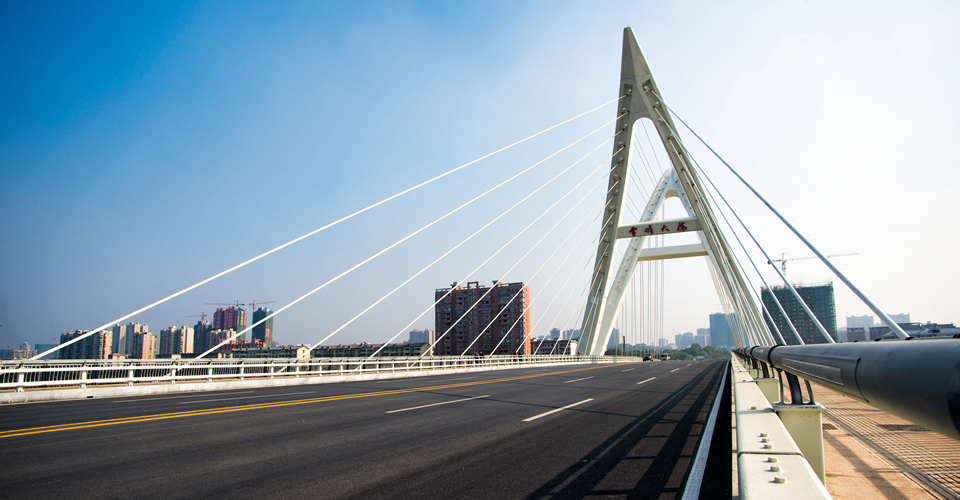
2,2,958,350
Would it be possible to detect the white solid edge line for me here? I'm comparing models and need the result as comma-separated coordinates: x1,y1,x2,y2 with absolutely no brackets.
681,362,729,500
564,376,595,384
637,377,656,385
621,368,635,372
385,395,490,414
670,368,680,372
523,398,594,422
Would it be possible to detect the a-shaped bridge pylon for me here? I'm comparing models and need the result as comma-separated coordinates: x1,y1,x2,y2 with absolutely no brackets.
577,27,775,356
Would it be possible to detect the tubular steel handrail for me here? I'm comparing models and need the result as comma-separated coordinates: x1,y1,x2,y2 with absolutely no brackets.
734,339,960,442
0,355,615,393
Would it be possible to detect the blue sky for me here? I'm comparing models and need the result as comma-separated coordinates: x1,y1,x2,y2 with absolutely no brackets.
2,1,958,350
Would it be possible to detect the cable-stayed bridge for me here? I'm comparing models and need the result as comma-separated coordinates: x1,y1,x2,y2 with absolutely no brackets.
2,27,958,500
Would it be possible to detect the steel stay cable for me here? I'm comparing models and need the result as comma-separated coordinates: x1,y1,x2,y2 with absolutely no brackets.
527,208,614,356
428,173,621,358
196,115,625,359
651,92,907,340
649,107,802,345
458,157,617,356
489,194,609,356
303,125,619,357
32,97,623,361
378,148,618,359
514,209,617,355
652,122,771,346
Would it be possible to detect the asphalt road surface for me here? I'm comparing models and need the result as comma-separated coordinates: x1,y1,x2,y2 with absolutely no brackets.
0,359,725,499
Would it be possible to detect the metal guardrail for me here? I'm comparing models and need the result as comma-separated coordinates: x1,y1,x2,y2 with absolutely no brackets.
731,357,830,498
0,355,613,393
735,338,960,442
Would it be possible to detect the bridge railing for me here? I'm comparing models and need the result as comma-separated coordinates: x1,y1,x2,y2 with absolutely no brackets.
0,354,614,393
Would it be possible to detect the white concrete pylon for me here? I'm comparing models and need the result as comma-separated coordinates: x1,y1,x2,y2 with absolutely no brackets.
577,28,773,355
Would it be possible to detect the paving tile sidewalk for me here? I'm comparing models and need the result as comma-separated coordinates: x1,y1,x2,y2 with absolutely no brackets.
813,385,960,500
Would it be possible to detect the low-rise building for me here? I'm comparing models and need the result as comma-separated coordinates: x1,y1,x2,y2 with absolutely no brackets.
231,345,310,359
311,342,432,358
531,338,577,355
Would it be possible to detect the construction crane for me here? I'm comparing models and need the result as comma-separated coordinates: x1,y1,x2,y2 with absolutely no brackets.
186,313,208,323
205,301,244,309
768,253,858,277
248,300,276,311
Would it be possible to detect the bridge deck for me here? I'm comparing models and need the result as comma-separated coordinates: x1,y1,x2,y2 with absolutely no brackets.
0,360,725,499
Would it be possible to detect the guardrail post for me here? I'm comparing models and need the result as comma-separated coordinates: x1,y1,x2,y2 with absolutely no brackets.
772,372,826,485
16,370,25,392
127,368,135,387
80,365,87,389
772,402,826,485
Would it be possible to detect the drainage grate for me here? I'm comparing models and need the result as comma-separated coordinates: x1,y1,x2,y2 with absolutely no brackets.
878,424,929,432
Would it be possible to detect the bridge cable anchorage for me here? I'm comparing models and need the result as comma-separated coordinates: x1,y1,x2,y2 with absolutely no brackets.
360,138,615,358
200,115,622,359
643,105,793,346
650,103,850,345
652,92,908,340
429,155,623,358
30,98,624,361
457,157,618,357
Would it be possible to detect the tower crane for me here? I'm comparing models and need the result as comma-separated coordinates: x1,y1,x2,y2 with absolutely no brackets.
248,300,276,311
186,313,207,323
768,253,858,277
205,301,244,308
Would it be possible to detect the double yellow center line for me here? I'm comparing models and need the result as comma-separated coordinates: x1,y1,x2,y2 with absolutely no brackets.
0,364,619,439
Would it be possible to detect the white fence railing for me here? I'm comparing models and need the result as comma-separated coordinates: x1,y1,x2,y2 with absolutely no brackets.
0,355,616,393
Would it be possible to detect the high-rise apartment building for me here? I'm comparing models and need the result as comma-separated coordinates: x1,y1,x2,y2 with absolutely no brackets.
846,315,874,329
128,331,157,359
889,313,910,324
123,323,148,355
193,320,211,352
252,308,273,346
434,281,531,356
59,330,112,360
675,332,694,349
214,307,247,341
761,283,837,344
696,327,710,347
159,326,194,356
408,329,435,344
709,313,734,349
111,324,127,355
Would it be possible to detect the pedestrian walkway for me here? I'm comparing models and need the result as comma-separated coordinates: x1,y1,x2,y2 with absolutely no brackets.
815,385,960,500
